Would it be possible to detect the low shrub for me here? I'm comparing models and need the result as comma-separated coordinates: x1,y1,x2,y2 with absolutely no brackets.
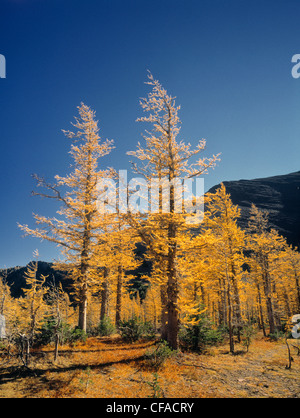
68,327,88,344
269,330,285,341
179,315,224,352
118,317,145,342
241,323,257,352
145,340,176,370
35,318,87,346
96,315,115,337
35,317,57,346
142,321,157,340
118,317,156,342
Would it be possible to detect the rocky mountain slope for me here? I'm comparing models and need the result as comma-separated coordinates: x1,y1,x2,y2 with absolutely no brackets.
207,170,300,249
0,261,72,299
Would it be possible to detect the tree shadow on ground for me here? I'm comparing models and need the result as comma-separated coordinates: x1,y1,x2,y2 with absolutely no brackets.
0,352,147,387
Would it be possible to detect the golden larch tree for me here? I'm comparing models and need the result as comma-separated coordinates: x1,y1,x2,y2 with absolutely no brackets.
18,103,114,332
247,204,288,335
196,184,245,352
126,72,220,349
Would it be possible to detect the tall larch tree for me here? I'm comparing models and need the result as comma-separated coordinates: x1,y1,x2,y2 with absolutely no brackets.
279,244,300,315
247,204,288,334
96,215,141,327
18,103,114,332
199,184,245,352
127,72,220,349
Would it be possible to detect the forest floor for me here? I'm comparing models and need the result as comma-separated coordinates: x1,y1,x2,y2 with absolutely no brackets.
0,332,299,398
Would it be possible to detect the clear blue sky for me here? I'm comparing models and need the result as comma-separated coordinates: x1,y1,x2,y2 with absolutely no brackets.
0,0,299,268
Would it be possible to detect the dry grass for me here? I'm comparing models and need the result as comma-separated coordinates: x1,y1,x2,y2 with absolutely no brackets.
0,333,299,398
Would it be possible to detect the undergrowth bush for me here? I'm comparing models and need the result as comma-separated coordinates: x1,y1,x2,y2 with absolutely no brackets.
146,372,164,397
145,340,176,370
118,317,156,342
241,323,257,352
35,317,57,346
179,315,224,352
35,318,87,346
269,330,285,341
95,315,115,337
68,327,87,344
118,317,145,342
142,321,157,340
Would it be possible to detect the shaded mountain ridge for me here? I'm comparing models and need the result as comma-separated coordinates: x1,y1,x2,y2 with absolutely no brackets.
207,170,300,249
